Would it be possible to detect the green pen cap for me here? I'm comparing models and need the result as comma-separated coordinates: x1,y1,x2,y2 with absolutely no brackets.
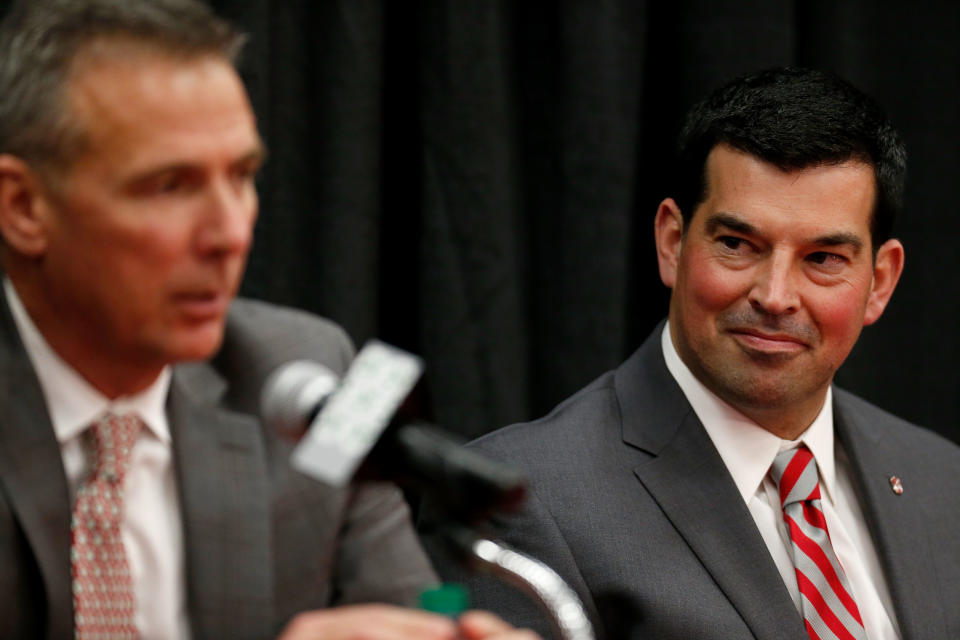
419,583,469,617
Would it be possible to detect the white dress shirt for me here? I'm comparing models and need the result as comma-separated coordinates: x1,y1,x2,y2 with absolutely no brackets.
661,322,900,639
5,280,191,640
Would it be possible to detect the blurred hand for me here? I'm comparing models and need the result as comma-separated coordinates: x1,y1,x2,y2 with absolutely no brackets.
276,605,540,640
277,604,455,640
458,610,541,640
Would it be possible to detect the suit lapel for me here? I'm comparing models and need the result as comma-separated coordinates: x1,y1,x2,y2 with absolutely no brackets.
619,328,808,640
836,401,947,640
168,362,274,639
0,291,74,639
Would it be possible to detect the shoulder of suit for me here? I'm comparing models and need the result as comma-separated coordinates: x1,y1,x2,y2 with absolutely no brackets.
833,386,960,457
469,332,668,457
227,298,352,346
223,297,355,374
190,298,357,417
469,368,620,458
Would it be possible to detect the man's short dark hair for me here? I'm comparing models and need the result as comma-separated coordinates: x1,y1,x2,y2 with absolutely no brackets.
674,67,906,249
0,0,246,173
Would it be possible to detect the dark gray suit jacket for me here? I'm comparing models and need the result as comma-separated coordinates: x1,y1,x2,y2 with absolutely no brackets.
423,325,960,639
0,296,437,639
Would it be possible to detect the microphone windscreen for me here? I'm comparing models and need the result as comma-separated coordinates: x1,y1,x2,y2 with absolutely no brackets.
260,360,340,439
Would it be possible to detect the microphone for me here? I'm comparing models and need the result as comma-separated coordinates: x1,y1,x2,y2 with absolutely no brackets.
260,341,527,520
263,347,596,640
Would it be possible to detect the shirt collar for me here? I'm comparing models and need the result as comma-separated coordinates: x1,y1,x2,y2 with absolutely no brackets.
661,321,837,506
4,278,172,444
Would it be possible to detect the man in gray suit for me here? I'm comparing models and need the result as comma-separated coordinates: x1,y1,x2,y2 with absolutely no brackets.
0,1,536,638
424,68,960,639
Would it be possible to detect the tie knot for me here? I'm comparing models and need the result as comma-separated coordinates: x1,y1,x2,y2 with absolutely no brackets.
89,412,142,484
770,445,821,507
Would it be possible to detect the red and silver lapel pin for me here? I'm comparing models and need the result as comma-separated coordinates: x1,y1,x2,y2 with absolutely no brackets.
889,476,904,495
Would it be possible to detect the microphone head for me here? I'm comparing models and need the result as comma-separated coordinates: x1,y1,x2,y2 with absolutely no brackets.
260,360,340,439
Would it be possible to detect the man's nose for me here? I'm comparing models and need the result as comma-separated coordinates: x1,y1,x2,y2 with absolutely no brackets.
196,177,256,256
748,252,800,315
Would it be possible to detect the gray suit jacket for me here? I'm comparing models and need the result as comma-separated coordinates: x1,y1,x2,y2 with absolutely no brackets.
423,325,960,639
0,296,437,639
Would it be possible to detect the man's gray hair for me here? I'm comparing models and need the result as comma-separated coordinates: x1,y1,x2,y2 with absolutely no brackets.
0,0,246,172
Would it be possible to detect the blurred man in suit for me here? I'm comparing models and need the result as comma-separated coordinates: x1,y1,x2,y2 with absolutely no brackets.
0,1,536,638
423,68,960,639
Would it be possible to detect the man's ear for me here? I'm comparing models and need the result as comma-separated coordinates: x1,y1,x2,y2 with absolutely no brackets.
0,154,52,257
654,198,685,289
863,238,905,326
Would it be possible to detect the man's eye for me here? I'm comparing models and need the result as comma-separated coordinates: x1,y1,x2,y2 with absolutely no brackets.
157,176,182,192
719,236,745,250
232,167,259,185
807,251,845,266
147,173,194,195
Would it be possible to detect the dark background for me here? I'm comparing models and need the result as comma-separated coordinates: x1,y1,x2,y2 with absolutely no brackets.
5,1,958,443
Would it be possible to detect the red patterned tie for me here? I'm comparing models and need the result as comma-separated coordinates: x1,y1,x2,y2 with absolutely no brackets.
770,445,866,640
71,413,142,639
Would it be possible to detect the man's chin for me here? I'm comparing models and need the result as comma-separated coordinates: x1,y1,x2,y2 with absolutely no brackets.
722,375,827,414
164,324,228,364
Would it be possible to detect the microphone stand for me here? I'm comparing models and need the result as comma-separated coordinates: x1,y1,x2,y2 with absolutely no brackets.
442,525,596,640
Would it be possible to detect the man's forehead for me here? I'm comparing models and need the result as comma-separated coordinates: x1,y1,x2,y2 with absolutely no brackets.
693,145,877,243
68,33,230,74
701,145,876,208
704,143,876,181
62,45,260,165
67,42,239,111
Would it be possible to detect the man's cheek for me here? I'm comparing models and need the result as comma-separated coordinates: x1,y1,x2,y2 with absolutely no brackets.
813,298,867,358
688,266,745,311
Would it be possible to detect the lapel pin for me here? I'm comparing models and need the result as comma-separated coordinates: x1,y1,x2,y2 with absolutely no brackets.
889,476,904,495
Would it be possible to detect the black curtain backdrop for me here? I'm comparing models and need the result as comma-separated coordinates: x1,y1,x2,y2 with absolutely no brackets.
2,1,957,443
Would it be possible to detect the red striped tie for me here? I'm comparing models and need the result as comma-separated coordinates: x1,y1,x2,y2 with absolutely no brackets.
770,446,866,640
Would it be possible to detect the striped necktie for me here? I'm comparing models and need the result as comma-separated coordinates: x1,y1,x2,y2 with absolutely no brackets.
72,412,142,639
770,445,866,640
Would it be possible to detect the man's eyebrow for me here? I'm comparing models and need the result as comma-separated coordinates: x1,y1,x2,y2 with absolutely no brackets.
242,140,268,167
812,232,864,252
125,144,268,184
704,213,755,236
705,212,865,253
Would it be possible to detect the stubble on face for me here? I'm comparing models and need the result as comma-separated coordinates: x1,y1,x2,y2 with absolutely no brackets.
675,301,832,412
